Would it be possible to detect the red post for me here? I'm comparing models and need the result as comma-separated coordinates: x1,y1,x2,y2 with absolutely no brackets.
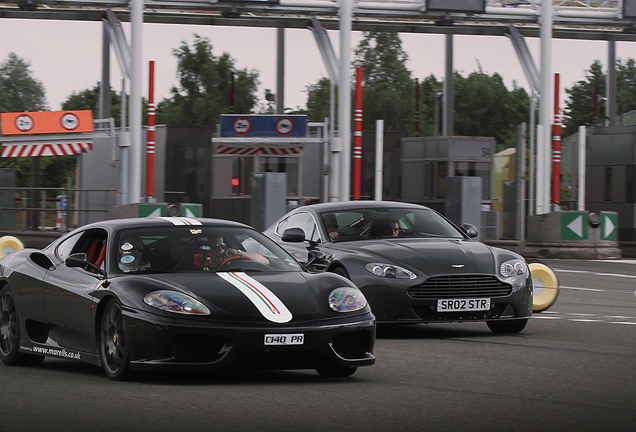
353,67,363,200
414,78,419,137
552,73,561,206
147,60,155,198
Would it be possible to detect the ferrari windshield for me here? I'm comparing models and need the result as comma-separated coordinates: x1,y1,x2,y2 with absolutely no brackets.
114,226,302,274
321,207,465,242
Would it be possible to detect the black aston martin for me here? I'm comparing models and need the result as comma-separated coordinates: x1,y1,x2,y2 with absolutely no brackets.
264,201,533,334
0,217,375,380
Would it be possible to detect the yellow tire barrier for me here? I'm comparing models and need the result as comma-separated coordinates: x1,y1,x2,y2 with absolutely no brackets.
528,260,559,313
0,236,24,259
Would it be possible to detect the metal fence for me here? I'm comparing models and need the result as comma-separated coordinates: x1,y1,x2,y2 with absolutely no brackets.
0,186,118,232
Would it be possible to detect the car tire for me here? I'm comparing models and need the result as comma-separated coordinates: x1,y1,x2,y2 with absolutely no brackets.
99,299,131,381
527,259,560,313
0,285,45,366
316,365,358,377
486,318,528,334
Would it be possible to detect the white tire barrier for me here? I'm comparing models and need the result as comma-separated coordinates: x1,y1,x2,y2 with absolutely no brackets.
0,236,24,258
528,260,560,313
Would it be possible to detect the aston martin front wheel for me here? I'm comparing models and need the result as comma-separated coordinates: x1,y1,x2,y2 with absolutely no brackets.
0,285,44,366
316,365,358,378
486,318,528,334
100,299,131,381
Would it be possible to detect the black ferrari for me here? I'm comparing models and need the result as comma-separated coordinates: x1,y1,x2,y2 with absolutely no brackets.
264,201,533,334
0,217,375,380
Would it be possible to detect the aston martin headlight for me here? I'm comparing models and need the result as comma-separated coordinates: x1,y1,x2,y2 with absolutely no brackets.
365,263,417,279
329,287,367,312
500,259,527,278
143,291,210,315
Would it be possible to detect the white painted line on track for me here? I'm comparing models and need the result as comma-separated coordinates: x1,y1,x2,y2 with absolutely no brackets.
553,268,636,279
559,285,606,292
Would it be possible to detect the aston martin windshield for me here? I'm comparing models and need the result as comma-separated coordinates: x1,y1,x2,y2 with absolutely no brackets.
320,207,465,242
114,226,301,274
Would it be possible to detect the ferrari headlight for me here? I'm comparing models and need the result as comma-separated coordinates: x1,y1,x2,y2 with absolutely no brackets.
365,263,416,279
143,291,210,315
500,259,527,278
329,287,367,312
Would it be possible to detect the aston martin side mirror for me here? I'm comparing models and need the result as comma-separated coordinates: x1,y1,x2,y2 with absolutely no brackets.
282,228,306,243
461,223,479,238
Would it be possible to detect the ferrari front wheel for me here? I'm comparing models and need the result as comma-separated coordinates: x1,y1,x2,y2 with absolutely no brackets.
100,299,131,381
0,285,44,366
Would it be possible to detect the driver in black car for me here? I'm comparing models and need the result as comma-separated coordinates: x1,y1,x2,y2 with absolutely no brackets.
201,236,269,269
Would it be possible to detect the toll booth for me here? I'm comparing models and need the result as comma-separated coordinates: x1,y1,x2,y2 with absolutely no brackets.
401,136,495,236
210,115,327,226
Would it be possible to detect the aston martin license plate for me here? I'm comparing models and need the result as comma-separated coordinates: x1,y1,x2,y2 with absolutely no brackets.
264,334,304,345
437,298,490,312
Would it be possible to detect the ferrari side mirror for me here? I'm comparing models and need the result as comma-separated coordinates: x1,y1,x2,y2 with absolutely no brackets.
66,253,106,277
66,253,89,268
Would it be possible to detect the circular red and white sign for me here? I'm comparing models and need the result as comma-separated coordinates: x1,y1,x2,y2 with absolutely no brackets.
15,115,34,132
232,117,252,135
61,113,80,131
275,117,294,135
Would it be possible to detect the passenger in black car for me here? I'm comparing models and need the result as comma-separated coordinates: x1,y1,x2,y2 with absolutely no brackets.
368,217,400,238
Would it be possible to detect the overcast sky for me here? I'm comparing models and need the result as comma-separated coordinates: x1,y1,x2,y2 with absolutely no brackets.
1,17,634,116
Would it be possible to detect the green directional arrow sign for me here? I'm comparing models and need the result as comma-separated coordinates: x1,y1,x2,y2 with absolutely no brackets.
138,204,166,218
601,213,618,241
561,212,588,240
181,204,201,218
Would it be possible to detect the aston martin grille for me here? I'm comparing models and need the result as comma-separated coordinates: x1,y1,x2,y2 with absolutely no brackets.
408,275,512,299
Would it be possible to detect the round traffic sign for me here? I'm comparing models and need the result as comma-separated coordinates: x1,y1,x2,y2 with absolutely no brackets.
232,117,252,135
15,115,34,132
275,117,294,135
61,113,80,130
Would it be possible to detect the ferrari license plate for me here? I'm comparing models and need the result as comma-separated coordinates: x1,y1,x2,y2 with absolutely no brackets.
437,298,490,312
264,334,304,345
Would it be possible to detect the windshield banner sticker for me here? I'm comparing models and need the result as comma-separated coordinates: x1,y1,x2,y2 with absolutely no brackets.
219,272,293,323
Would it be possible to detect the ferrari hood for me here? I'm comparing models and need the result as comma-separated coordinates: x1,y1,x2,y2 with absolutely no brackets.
143,271,322,322
348,238,496,276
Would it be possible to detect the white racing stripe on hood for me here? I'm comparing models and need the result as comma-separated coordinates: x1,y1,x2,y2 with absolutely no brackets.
218,272,293,323
159,217,202,226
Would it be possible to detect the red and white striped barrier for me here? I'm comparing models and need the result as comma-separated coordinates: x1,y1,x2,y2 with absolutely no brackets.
216,145,303,156
1,142,93,157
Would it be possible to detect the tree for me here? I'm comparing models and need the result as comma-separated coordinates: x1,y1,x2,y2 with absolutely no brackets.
61,84,126,127
563,59,636,137
562,60,605,137
353,32,414,132
0,52,47,113
453,69,529,151
0,53,48,188
305,77,332,122
156,34,260,126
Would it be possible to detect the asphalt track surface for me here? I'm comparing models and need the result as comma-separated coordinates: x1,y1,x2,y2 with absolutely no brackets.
1,259,635,432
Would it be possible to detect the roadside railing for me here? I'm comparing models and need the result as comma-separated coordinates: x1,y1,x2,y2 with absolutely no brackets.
0,186,118,232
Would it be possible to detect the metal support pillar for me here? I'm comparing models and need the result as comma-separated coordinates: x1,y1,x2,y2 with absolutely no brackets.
537,0,553,215
100,22,111,120
338,0,352,202
443,33,454,136
607,37,617,124
276,28,285,114
129,0,143,203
